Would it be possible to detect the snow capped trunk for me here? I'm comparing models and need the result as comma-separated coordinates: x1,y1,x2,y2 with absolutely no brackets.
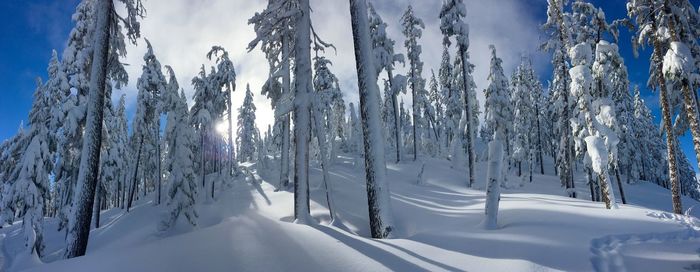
64,0,112,259
349,0,395,239
292,0,312,224
584,136,618,209
483,132,504,230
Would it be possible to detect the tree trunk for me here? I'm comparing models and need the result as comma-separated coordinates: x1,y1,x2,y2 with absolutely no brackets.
201,131,206,189
293,0,312,223
312,103,337,222
127,137,144,212
156,124,161,205
412,79,418,161
587,167,595,201
392,93,401,163
387,68,401,163
64,0,112,259
228,83,236,176
459,48,475,188
93,181,102,229
651,12,682,214
614,166,627,204
535,103,545,175
279,37,292,189
350,0,395,238
484,136,504,230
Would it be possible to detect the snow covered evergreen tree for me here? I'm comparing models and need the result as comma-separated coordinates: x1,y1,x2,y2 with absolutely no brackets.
510,56,537,183
10,80,52,258
428,69,444,156
190,65,216,193
659,1,700,181
65,0,145,259
593,41,631,204
160,91,198,231
542,0,576,197
127,39,166,210
401,5,427,161
627,0,684,214
237,84,258,163
482,46,510,230
54,0,95,234
632,86,667,186
207,46,238,175
349,0,395,238
248,0,297,189
483,45,512,167
439,47,461,157
569,42,618,209
440,0,477,187
369,3,405,163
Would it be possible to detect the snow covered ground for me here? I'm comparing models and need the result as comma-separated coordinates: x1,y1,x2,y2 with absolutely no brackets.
3,154,699,272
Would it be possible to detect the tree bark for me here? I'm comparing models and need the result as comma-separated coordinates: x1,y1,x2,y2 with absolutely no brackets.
228,82,236,176
156,123,161,205
535,103,545,175
93,181,102,228
350,0,395,238
387,68,401,163
64,0,112,259
279,37,292,189
127,137,144,212
614,166,627,204
459,48,475,188
651,9,682,214
293,0,312,223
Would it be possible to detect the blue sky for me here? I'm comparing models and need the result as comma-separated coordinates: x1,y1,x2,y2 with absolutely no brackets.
0,0,698,172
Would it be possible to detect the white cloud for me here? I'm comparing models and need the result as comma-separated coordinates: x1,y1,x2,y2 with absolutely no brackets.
116,0,544,134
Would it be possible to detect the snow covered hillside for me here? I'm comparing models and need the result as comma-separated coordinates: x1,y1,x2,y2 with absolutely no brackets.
4,154,698,272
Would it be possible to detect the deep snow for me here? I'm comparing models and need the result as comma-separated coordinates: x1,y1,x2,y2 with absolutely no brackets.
3,154,700,272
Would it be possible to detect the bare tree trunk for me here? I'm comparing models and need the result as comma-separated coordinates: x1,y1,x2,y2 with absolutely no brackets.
64,0,112,259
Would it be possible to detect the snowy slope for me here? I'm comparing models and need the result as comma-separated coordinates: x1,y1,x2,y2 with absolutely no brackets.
4,154,700,272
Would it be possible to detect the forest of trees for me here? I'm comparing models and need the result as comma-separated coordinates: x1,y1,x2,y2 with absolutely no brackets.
0,0,699,262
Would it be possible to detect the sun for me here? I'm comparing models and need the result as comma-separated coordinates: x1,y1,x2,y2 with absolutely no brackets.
215,121,229,136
